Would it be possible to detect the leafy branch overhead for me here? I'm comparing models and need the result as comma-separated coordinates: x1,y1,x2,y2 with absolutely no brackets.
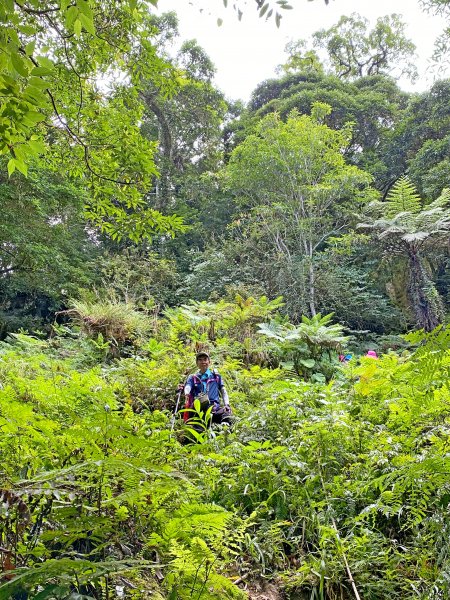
0,0,184,240
0,0,336,241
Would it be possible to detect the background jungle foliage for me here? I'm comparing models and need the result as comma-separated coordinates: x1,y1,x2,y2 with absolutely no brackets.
1,2,449,337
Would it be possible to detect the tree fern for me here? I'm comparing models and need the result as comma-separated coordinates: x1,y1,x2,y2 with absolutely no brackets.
359,180,449,330
385,176,422,217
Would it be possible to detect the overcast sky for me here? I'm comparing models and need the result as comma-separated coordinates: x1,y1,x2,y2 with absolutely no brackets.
156,0,449,101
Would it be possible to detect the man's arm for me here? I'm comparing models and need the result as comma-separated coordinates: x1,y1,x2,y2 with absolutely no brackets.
219,378,231,411
184,376,193,402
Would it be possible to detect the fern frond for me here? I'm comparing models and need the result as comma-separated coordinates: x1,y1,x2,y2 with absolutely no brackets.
162,503,231,543
385,177,422,217
0,558,159,599
433,187,450,208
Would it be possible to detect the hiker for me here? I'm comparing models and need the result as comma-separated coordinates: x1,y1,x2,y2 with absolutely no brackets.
365,350,379,359
339,353,352,364
183,351,231,425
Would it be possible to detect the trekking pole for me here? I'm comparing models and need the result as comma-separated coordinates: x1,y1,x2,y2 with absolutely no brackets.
170,380,186,433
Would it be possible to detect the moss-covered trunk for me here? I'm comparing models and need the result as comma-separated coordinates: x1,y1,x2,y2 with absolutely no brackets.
408,250,444,332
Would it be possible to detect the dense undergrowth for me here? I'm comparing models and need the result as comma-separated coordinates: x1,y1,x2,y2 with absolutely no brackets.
0,297,449,599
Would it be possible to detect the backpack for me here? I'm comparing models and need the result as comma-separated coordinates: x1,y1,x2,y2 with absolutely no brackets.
183,370,222,421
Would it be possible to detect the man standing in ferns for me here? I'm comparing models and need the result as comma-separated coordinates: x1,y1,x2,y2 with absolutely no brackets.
183,351,231,424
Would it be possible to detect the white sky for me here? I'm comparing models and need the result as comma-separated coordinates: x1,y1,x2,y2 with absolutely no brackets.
156,0,450,101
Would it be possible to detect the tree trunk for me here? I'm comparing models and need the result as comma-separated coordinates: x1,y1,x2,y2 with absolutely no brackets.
308,254,316,317
408,251,444,332
141,89,173,211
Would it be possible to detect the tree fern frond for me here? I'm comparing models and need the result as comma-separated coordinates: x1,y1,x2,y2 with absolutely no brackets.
378,226,407,237
385,177,422,217
402,231,430,242
433,187,450,208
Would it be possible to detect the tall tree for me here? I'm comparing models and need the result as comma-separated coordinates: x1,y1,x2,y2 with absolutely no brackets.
231,72,408,194
226,104,373,316
313,13,417,80
386,80,450,199
359,177,450,331
140,22,228,210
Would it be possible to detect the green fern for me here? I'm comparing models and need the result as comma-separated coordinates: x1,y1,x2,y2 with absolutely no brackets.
0,558,158,599
385,176,422,217
167,537,246,600
160,503,232,544
433,187,450,208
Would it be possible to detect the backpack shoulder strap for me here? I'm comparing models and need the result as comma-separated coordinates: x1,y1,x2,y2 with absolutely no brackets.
211,369,222,385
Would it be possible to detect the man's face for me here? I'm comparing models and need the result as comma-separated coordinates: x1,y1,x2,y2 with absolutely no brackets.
196,355,210,373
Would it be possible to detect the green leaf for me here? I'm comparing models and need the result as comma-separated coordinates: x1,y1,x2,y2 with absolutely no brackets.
28,76,51,88
14,158,28,176
65,5,79,28
217,18,223,26
17,25,35,35
28,139,46,154
168,587,178,600
299,358,316,369
73,19,82,37
79,12,96,35
36,56,54,70
30,66,53,76
11,53,29,77
25,41,36,56
23,111,45,124
7,158,16,176
76,0,94,19
23,86,48,105
259,3,269,17
34,585,70,600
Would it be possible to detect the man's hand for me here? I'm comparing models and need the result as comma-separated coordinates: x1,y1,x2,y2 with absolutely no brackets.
224,405,231,413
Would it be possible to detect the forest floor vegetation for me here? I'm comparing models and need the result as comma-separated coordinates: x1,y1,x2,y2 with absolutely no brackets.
0,297,449,599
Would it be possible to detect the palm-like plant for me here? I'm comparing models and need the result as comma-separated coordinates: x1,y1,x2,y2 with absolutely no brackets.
258,313,348,380
359,177,450,331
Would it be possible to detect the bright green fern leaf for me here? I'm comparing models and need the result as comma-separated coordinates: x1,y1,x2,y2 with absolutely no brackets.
386,176,422,217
